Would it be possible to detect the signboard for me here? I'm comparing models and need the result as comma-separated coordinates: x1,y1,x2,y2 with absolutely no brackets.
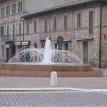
57,36,64,50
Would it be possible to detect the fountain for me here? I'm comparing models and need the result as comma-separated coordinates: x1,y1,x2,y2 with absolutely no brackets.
0,38,103,77
8,37,82,64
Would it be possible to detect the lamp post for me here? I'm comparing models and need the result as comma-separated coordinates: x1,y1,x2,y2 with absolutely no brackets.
99,2,102,68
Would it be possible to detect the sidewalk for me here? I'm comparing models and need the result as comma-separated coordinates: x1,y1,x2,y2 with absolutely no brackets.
0,68,106,89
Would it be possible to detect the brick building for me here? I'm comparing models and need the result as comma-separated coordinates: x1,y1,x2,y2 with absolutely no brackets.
0,0,107,67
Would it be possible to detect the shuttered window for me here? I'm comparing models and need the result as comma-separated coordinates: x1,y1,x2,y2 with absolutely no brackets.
12,4,16,14
1,26,4,36
89,11,93,34
18,2,22,12
77,13,81,28
26,22,29,34
19,23,22,34
44,19,47,32
1,8,4,16
64,15,67,30
13,24,15,40
54,17,56,31
6,6,10,15
34,21,37,33
7,25,9,35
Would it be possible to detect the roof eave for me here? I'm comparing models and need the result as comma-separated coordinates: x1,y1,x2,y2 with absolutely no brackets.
22,0,107,19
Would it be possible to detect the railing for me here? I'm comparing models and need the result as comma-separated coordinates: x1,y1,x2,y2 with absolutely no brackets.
0,35,15,41
75,35,94,41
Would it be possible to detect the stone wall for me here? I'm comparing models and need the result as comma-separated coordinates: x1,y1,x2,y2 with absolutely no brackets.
0,0,24,61
101,6,107,67
18,4,101,64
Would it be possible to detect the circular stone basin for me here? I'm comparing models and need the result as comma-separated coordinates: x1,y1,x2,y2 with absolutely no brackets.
0,63,103,77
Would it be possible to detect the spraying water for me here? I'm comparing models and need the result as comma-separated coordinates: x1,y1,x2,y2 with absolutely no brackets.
9,37,82,64
43,37,52,63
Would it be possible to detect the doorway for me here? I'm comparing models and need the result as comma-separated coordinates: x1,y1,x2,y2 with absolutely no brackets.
83,41,88,64
6,43,15,61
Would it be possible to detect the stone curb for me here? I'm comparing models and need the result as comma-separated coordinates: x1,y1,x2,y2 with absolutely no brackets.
0,88,107,92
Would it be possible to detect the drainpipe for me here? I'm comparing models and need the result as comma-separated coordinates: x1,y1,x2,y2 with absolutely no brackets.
99,2,102,68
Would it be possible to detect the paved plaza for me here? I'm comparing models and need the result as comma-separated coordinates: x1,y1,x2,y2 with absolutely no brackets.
0,68,106,89
0,90,107,107
0,68,106,107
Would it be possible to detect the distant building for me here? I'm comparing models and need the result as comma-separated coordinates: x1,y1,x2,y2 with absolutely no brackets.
0,0,107,67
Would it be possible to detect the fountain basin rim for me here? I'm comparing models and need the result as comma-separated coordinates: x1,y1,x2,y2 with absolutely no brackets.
6,62,87,66
0,63,103,77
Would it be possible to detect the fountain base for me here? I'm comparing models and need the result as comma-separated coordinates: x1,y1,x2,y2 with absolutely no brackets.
0,63,103,77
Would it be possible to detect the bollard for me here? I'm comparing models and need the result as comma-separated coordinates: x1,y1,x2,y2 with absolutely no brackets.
50,71,58,86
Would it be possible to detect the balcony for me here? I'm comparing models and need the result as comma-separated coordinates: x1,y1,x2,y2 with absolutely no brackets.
75,35,94,41
0,35,15,42
0,0,9,3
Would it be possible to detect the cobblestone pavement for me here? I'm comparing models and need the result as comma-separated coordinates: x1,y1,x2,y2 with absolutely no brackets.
0,90,107,107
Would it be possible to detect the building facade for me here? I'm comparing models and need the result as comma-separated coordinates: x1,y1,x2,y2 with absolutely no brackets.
0,0,74,61
0,0,107,67
0,0,24,62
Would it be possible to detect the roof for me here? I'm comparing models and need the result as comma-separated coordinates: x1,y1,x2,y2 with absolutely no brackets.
22,0,106,19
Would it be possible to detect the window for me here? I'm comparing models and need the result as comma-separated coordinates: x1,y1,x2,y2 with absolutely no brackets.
89,11,93,34
34,21,37,33
44,19,47,32
1,8,4,17
1,26,4,36
18,2,22,12
6,6,10,15
34,43,37,48
54,17,56,31
13,24,15,40
41,40,45,48
54,43,57,49
64,42,68,50
2,46,4,59
12,4,16,14
64,15,67,30
19,23,22,34
7,25,9,35
26,22,29,34
77,13,81,28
